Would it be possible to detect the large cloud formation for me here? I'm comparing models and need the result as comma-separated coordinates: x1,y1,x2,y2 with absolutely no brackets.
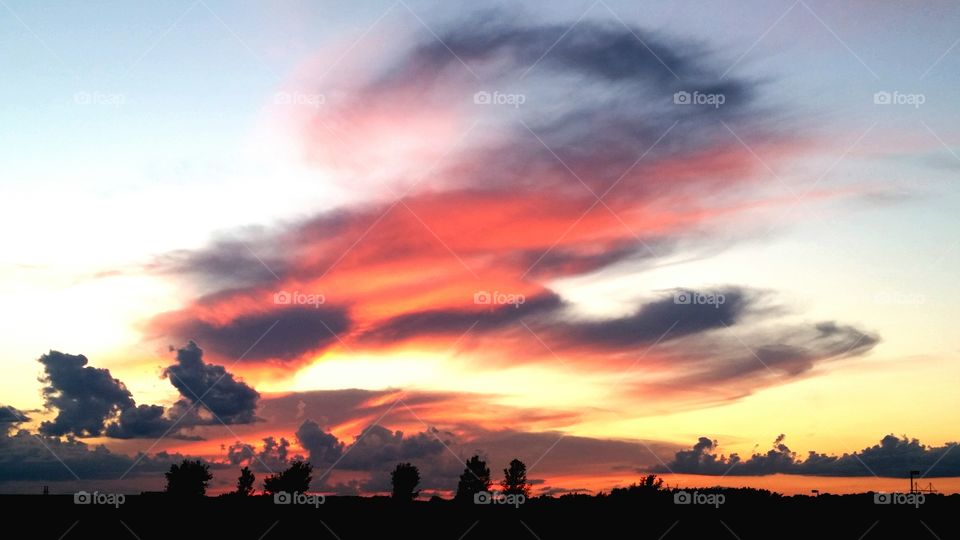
141,12,878,412
659,434,960,477
37,343,259,440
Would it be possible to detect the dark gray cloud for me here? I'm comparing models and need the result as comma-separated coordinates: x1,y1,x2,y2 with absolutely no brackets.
37,351,135,437
0,405,29,424
335,425,449,472
654,320,879,391
227,420,461,494
228,436,295,472
164,341,260,424
105,404,173,439
160,305,351,363
360,288,750,347
381,12,765,195
358,292,563,344
104,404,202,441
150,236,289,291
517,239,665,281
295,419,344,465
355,287,877,403
0,428,223,482
554,288,752,348
658,434,960,477
333,425,464,494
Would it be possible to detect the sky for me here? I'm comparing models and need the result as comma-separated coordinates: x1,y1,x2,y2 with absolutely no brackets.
1,0,959,496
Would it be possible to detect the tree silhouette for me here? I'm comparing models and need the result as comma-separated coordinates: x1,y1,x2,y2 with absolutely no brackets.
390,462,420,501
263,460,312,494
609,474,665,498
455,455,491,502
164,459,212,496
236,466,256,496
500,458,531,497
638,474,664,491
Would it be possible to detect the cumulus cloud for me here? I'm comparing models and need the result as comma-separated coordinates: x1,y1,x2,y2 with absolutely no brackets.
658,434,960,477
295,419,344,465
337,425,449,470
228,436,297,472
37,351,135,437
164,341,260,424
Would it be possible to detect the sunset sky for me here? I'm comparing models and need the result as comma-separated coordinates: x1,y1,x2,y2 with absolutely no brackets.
1,0,959,496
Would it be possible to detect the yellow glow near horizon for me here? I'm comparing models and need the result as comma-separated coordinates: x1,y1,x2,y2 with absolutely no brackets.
282,350,610,413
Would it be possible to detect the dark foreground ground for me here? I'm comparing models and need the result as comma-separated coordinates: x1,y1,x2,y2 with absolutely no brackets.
10,491,958,539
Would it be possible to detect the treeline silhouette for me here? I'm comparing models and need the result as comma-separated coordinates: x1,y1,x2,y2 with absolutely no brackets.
161,455,534,501
12,457,957,539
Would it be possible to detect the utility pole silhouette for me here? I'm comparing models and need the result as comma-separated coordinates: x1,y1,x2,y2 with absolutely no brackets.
909,470,920,493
